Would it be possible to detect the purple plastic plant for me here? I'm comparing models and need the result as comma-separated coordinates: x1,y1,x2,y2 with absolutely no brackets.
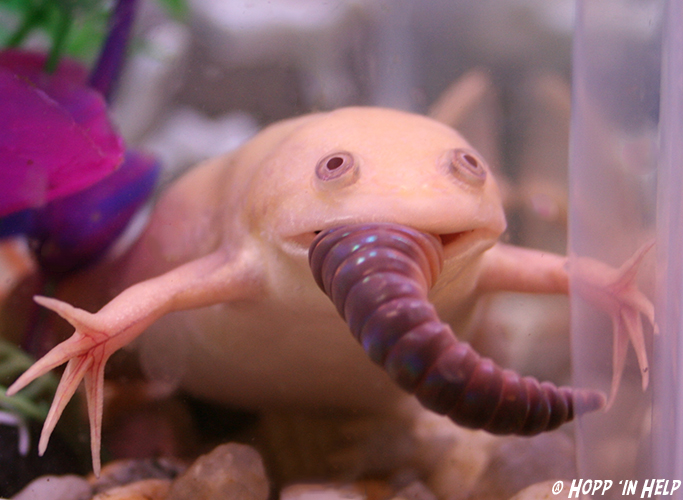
0,49,125,219
0,0,159,274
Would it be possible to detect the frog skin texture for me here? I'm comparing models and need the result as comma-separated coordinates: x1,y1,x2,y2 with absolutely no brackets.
6,107,655,477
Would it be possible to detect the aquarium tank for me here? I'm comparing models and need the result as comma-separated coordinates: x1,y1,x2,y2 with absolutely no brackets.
0,0,678,498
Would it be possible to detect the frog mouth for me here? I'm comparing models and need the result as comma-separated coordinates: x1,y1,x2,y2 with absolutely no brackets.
286,227,479,260
439,229,484,259
439,231,464,251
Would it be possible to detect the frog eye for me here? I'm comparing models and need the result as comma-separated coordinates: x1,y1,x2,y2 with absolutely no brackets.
448,148,487,186
315,152,358,187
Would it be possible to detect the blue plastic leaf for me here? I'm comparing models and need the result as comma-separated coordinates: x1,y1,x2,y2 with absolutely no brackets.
31,149,160,273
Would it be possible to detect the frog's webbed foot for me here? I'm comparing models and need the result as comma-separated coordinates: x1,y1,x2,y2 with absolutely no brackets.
572,241,657,409
6,296,112,476
6,249,259,476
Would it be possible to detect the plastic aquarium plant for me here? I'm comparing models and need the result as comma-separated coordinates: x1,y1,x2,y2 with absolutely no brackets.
0,0,186,275
0,0,180,466
0,339,57,455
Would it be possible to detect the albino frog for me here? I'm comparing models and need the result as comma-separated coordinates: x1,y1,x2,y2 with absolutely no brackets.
6,107,654,476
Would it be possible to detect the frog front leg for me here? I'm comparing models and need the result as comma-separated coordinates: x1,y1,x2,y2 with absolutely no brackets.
6,247,264,475
477,241,656,408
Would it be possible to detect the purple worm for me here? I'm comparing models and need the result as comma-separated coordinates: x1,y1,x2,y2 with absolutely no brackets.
308,223,605,435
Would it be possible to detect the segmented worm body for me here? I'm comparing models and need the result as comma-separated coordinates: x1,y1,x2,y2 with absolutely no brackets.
309,223,605,435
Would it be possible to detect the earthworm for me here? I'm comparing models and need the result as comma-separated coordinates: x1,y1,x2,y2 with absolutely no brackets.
308,223,605,435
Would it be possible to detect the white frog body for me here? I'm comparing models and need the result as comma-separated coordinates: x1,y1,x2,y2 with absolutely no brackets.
118,107,505,412
7,107,654,478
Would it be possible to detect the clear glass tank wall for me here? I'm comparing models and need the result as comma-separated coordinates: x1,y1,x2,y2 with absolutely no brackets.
655,0,683,494
570,0,683,496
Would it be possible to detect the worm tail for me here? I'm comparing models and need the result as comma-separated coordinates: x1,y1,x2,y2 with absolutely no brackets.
309,223,604,435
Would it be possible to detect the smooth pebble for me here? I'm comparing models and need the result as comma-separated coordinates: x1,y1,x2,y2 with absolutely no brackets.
11,475,91,500
166,443,269,500
91,478,171,500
